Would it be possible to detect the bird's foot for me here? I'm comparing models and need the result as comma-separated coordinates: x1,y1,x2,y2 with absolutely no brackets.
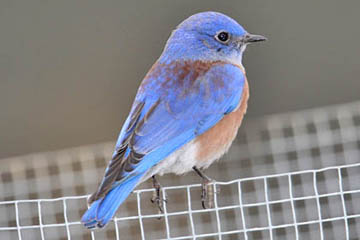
150,175,167,216
193,166,218,209
201,178,216,209
151,192,168,214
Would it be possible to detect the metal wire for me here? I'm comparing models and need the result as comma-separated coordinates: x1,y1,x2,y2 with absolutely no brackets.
1,163,359,239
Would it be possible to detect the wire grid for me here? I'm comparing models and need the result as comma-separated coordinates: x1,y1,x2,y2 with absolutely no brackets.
0,163,360,240
0,100,360,239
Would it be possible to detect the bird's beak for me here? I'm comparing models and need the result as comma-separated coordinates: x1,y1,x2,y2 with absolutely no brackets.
243,33,267,43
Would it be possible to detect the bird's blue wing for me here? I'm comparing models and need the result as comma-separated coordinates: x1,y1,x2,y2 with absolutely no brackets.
82,61,246,228
90,61,246,201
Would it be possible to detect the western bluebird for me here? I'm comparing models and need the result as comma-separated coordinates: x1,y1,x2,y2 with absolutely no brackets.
82,11,266,229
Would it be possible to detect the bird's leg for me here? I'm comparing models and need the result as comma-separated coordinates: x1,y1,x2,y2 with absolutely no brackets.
150,175,167,214
193,166,216,209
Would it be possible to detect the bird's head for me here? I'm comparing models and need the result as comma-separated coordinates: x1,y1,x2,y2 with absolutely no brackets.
160,12,266,65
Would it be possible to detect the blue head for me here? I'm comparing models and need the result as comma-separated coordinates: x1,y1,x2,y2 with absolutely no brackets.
159,12,266,65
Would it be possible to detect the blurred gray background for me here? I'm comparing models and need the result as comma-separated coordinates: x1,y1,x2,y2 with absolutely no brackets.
1,0,359,159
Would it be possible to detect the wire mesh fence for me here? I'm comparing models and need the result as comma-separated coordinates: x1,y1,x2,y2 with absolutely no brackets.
0,100,359,239
1,163,360,240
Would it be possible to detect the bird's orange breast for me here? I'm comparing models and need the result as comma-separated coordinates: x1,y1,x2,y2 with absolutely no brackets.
195,78,249,163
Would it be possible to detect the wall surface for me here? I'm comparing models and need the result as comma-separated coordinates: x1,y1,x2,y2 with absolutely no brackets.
1,0,359,158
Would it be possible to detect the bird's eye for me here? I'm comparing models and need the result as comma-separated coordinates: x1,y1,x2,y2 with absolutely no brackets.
215,31,230,43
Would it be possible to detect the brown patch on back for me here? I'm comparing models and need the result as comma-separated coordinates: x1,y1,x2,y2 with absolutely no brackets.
139,60,225,95
195,79,249,162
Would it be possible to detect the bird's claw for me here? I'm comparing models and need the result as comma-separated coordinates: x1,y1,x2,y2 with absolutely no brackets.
151,175,167,217
201,179,217,209
151,191,168,211
193,166,218,209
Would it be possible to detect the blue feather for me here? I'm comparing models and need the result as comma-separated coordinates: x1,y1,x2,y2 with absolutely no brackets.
82,172,145,229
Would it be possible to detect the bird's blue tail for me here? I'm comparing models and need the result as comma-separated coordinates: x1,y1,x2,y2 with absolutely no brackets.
81,173,144,229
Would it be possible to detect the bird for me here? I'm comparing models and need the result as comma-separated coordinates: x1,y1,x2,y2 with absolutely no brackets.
81,11,266,229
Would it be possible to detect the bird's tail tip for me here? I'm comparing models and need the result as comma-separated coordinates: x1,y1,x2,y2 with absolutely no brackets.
81,173,144,229
81,199,107,229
